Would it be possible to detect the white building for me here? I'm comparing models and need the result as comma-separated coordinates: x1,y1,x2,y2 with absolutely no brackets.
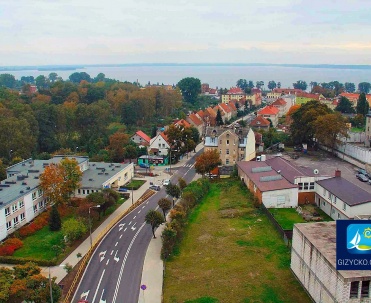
291,221,371,303
0,156,134,242
149,132,170,156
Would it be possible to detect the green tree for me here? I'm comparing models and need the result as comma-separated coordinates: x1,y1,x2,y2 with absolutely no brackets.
165,183,181,206
0,74,16,88
177,77,201,104
62,217,88,242
345,82,356,93
293,80,307,90
236,79,248,90
256,81,264,89
48,72,58,83
194,149,221,176
178,177,187,191
309,81,318,91
69,72,92,83
358,82,371,94
60,158,83,200
145,210,164,238
267,80,277,90
94,73,106,83
158,198,172,218
277,81,281,88
356,93,369,116
335,96,355,114
216,109,224,126
49,204,62,231
124,144,138,163
35,75,49,90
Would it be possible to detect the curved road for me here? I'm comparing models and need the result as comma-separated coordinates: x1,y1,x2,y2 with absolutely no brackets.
73,150,201,303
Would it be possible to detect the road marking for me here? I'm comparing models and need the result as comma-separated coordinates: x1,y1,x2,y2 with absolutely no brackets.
119,223,125,231
146,201,149,204
115,242,118,246
131,222,137,231
110,250,114,255
106,259,109,265
99,250,106,262
92,269,105,303
133,216,136,219
114,250,120,262
129,221,132,225
112,223,145,303
80,290,89,300
138,210,141,214
119,234,122,239
124,227,127,232
99,289,106,303
142,205,145,209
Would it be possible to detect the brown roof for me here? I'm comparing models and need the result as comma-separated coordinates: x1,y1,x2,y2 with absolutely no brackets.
205,107,217,117
258,105,279,115
272,98,287,106
249,116,270,127
237,161,297,192
219,103,232,113
197,110,205,118
228,102,237,111
188,114,203,126
135,130,151,143
174,119,191,128
316,177,371,206
227,87,244,94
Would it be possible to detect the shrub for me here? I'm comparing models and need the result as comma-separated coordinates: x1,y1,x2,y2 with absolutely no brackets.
62,217,88,243
0,238,23,256
49,204,62,231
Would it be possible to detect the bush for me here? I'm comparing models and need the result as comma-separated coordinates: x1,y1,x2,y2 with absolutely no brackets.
62,217,88,243
0,238,24,256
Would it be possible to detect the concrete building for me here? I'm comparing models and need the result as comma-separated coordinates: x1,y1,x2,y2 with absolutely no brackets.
257,105,280,127
204,126,256,165
249,116,271,131
130,130,151,146
315,172,371,220
0,156,134,241
271,98,288,117
291,221,371,303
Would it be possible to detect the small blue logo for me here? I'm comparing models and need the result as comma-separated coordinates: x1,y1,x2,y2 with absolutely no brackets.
347,224,371,254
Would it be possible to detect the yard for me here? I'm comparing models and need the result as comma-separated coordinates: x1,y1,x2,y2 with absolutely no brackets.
122,179,146,190
163,180,312,303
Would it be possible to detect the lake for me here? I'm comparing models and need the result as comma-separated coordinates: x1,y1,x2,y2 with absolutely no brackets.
4,64,371,89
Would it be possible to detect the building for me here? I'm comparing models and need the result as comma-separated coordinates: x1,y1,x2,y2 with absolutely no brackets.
221,87,245,103
186,113,204,136
366,111,371,147
149,132,170,156
257,105,280,127
340,92,371,107
130,130,151,146
0,156,134,241
281,94,296,108
272,88,303,95
201,83,210,94
174,119,191,129
249,116,271,130
204,127,256,165
291,221,371,303
271,98,288,117
315,172,371,220
266,91,283,100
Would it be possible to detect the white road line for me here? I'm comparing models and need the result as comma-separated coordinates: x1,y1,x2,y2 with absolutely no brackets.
112,223,145,303
142,205,145,209
133,216,136,219
129,221,132,225
110,250,114,255
106,259,109,265
99,289,105,303
138,210,141,214
115,242,118,246
124,228,127,232
146,201,149,204
91,269,105,303
119,235,122,239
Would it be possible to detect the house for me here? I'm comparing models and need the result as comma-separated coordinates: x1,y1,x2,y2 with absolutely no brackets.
130,130,151,146
281,94,296,108
204,107,217,126
221,87,245,103
201,83,210,94
218,103,234,120
204,127,256,165
186,113,204,136
271,98,288,117
340,92,371,107
257,105,280,127
174,119,191,129
213,105,226,122
0,156,134,242
315,171,371,219
266,91,283,100
228,101,238,117
272,88,303,95
149,132,170,156
291,221,371,303
237,161,298,208
138,155,167,166
249,116,271,130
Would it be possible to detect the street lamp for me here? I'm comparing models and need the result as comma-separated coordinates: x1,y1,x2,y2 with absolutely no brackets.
89,205,101,248
49,266,53,303
9,149,13,161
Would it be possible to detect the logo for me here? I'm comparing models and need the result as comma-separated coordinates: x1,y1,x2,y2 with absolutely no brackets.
347,224,371,254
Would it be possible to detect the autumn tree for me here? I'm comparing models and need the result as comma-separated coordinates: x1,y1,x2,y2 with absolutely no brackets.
195,149,221,176
158,198,172,218
356,93,369,116
178,177,187,191
145,210,164,238
108,132,130,162
313,112,349,153
335,96,355,114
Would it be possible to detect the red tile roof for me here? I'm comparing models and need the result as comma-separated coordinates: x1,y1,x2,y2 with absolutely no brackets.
209,88,218,94
251,88,261,94
213,105,225,115
188,113,203,126
258,106,279,115
219,103,232,113
174,119,191,128
249,116,270,127
227,87,244,95
228,102,237,111
135,130,151,143
205,107,217,117
272,98,287,106
197,110,205,118
160,132,169,143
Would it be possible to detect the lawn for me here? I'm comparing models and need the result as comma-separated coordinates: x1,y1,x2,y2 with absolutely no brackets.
123,179,146,190
163,180,312,303
351,127,364,133
268,208,306,230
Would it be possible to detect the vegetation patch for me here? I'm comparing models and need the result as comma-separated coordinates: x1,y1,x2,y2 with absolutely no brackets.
268,208,306,230
163,179,311,303
123,179,146,190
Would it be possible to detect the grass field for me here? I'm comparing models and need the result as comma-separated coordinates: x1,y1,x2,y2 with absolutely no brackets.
268,208,306,230
163,179,312,303
123,179,146,190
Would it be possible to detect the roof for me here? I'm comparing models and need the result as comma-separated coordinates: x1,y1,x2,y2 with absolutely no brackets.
294,222,371,280
273,88,303,94
159,132,169,143
237,161,297,192
196,110,205,118
219,103,232,113
228,102,237,111
134,130,151,143
174,119,191,128
187,113,203,126
255,132,263,145
316,177,371,206
258,106,279,116
296,92,320,100
249,116,270,127
272,98,287,106
251,88,261,94
205,107,217,117
227,87,244,95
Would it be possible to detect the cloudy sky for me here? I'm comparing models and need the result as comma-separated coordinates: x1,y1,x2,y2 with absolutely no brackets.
1,0,371,66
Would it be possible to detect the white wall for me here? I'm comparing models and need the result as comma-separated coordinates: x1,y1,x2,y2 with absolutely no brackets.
262,187,298,208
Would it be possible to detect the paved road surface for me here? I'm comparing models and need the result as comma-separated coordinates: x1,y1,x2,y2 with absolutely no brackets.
73,151,201,303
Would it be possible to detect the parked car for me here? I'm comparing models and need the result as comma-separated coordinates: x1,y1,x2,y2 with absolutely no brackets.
139,163,150,168
356,174,369,182
149,185,161,191
163,179,170,186
293,145,303,152
357,168,368,176
205,173,218,178
118,187,128,192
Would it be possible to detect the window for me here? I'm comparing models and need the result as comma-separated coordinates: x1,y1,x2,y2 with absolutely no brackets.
361,281,370,298
19,200,24,208
13,217,19,226
338,213,341,219
303,183,309,190
219,140,222,144
32,192,37,201
333,196,337,204
83,190,86,195
350,281,359,298
33,205,38,213
323,201,326,206
5,207,10,217
20,213,25,221
309,182,314,190
226,159,230,164
12,204,18,212
78,189,81,194
226,140,229,145
6,221,12,230
298,183,303,190
331,209,335,214
226,149,230,155
38,201,44,209
38,189,43,197
343,203,346,211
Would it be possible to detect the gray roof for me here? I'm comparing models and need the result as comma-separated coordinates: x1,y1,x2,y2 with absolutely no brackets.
294,222,371,280
316,177,371,206
205,126,250,138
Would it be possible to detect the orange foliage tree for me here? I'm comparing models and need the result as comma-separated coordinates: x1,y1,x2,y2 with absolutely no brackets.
285,104,301,124
194,149,221,176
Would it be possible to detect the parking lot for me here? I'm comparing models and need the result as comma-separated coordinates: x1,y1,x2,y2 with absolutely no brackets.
280,150,371,194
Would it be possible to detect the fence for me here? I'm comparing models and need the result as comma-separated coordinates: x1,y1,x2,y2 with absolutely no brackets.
260,204,293,246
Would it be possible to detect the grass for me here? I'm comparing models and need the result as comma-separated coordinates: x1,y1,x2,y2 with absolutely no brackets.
351,127,364,133
123,179,146,190
163,179,312,303
268,208,306,230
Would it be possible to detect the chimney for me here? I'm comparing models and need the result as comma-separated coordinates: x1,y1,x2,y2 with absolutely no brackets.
335,170,341,178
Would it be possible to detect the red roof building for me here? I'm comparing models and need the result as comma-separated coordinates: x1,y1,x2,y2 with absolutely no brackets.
130,130,151,146
249,116,271,130
257,106,280,127
174,119,191,128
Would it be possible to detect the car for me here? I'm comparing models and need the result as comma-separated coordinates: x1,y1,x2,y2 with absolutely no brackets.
149,185,161,191
163,179,170,186
293,145,303,152
205,173,218,178
357,168,368,177
356,174,369,182
139,163,150,168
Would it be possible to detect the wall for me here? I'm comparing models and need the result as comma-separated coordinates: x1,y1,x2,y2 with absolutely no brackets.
320,144,370,167
262,187,298,208
298,192,315,205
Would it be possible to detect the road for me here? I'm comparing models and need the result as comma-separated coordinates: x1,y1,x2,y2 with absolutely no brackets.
72,150,201,303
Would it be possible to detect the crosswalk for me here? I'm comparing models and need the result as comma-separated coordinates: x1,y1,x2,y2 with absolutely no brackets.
184,163,194,168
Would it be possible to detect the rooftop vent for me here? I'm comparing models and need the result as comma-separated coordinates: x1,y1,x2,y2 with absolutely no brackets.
0,184,10,188
98,173,103,175
105,173,109,175
0,201,3,205
22,163,26,166
111,168,115,171
92,163,96,166
20,190,24,193
26,186,30,190
22,182,27,185
252,166,272,173
5,181,16,185
115,165,121,168
34,176,39,179
260,175,283,182
88,178,94,181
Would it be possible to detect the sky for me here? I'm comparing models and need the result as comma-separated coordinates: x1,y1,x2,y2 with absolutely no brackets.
1,0,371,66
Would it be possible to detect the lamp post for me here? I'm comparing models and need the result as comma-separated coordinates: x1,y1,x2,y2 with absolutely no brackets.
169,148,172,174
89,205,101,248
9,149,13,161
49,266,53,303
75,146,79,154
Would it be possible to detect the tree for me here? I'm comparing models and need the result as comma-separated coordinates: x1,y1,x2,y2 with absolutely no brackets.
313,112,349,153
290,100,332,146
293,80,307,91
35,75,49,90
48,73,58,83
60,158,83,199
195,149,221,176
267,80,276,90
145,210,164,238
256,81,264,89
165,183,181,206
94,73,106,83
276,81,281,88
124,144,138,163
216,109,224,126
356,93,369,116
49,204,61,231
358,82,371,94
335,96,355,114
108,132,130,162
236,79,248,90
69,72,92,83
178,177,187,191
0,74,16,88
309,81,318,91
177,77,201,104
62,217,88,242
345,82,356,93
158,198,172,218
